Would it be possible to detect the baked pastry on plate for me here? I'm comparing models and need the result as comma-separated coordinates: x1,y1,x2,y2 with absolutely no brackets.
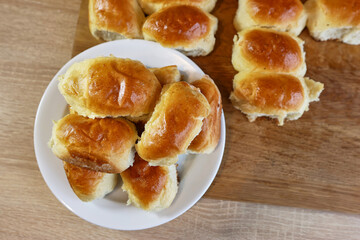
63,161,118,202
121,154,178,211
136,81,210,166
149,65,181,86
58,57,161,119
49,114,138,173
187,75,222,154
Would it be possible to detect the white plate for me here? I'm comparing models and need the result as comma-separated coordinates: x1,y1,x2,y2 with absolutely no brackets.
34,40,226,230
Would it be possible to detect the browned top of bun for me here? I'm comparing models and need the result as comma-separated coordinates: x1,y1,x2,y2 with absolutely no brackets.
233,73,305,111
319,0,360,26
92,0,138,33
188,76,222,153
242,29,302,72
63,161,104,196
247,0,303,24
87,59,160,116
136,81,210,162
59,57,161,118
53,114,137,172
121,154,167,207
142,5,211,46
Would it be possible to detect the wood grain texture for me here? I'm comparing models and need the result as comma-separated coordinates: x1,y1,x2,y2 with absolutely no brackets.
2,0,360,239
72,0,360,214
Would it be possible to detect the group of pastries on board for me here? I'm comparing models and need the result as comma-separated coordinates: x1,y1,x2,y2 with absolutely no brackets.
230,0,342,126
89,0,219,56
88,0,360,56
234,0,360,45
49,56,222,210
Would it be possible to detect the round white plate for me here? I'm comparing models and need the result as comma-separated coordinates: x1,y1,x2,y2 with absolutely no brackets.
34,39,226,230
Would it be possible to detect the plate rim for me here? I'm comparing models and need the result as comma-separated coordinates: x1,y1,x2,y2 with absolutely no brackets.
33,39,226,230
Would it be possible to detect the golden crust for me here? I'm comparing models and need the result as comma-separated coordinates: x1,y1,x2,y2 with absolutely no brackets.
305,0,360,44
188,75,222,154
137,0,217,15
58,57,162,119
136,82,210,165
234,0,307,36
49,114,138,173
247,0,303,25
232,28,306,76
230,72,324,126
89,0,145,40
142,5,218,56
149,65,181,86
143,5,210,45
232,73,305,112
120,154,177,211
63,161,117,202
319,0,360,26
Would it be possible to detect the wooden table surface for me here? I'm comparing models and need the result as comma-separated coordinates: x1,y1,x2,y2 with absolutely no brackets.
1,0,360,239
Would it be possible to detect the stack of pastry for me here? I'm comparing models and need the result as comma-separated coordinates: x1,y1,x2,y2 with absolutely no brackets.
88,0,219,56
48,56,222,211
231,0,324,125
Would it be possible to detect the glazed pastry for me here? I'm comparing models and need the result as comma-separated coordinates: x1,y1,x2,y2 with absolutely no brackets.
63,161,118,202
142,5,218,56
230,72,324,125
89,0,145,40
305,0,360,45
188,75,222,154
136,82,210,166
234,0,307,36
49,114,138,173
232,28,306,77
121,154,177,211
58,57,161,119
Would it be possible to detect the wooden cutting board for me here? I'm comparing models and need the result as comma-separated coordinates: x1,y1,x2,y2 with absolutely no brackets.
72,0,360,214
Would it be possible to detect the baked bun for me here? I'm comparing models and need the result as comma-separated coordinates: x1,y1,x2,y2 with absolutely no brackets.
136,82,210,166
137,0,217,15
89,0,145,41
58,57,161,119
188,75,222,154
232,28,306,77
121,154,177,211
234,0,307,36
142,5,218,56
63,161,118,202
49,114,138,173
149,65,181,86
230,72,324,126
305,0,360,45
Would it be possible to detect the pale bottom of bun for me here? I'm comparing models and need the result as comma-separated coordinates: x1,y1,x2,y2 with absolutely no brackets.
309,27,360,45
